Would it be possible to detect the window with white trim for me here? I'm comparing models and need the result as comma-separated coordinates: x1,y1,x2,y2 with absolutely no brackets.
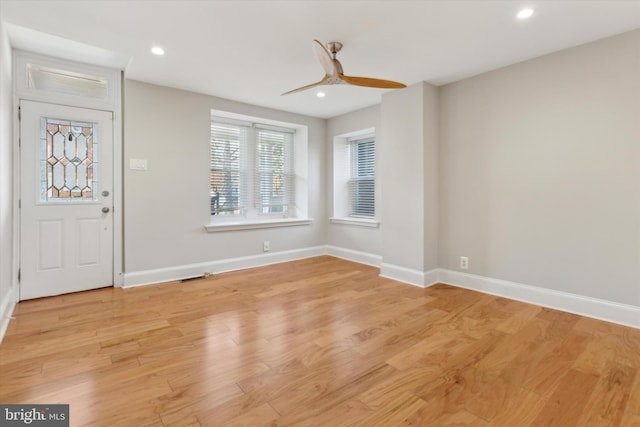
332,129,378,226
348,136,375,217
210,115,298,220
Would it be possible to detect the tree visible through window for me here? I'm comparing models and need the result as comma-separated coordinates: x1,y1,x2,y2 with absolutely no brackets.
210,122,243,215
210,118,295,217
257,129,292,214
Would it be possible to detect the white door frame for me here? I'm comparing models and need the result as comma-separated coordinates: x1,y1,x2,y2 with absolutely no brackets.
12,50,123,302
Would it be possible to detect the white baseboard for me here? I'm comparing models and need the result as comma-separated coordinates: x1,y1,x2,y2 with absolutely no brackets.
123,246,327,288
423,269,442,288
439,269,640,329
123,245,640,330
0,286,16,345
379,263,441,288
326,245,381,267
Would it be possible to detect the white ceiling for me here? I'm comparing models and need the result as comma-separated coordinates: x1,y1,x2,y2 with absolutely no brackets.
1,0,639,119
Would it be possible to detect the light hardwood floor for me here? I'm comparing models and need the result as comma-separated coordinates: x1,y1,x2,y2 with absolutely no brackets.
1,256,639,426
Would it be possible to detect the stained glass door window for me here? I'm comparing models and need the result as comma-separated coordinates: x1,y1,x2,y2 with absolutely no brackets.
40,118,98,201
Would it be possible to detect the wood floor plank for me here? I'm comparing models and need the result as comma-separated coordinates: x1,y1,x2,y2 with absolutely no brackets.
1,255,640,426
530,368,600,426
523,332,589,397
487,299,542,335
621,369,640,426
428,408,489,427
385,327,468,370
350,390,427,427
206,402,279,427
486,387,546,426
357,365,444,411
273,398,373,427
577,361,637,426
157,383,244,426
464,332,558,420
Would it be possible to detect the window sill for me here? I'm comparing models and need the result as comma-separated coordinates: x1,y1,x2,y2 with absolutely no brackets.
205,218,313,232
329,217,380,228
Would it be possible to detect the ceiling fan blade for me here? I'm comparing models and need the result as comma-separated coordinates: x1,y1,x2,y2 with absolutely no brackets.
284,40,405,95
341,75,406,89
312,39,336,76
281,75,331,95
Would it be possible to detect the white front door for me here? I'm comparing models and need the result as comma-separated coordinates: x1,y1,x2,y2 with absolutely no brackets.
20,100,114,300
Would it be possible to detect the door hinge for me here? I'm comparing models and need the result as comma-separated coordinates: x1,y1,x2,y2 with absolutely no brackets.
18,106,21,121
18,199,21,209
18,268,20,283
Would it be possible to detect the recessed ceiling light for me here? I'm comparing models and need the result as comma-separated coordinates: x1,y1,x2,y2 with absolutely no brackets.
151,46,165,56
316,91,326,98
517,8,534,19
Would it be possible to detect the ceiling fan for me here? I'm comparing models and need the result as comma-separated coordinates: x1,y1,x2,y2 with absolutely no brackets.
282,40,407,95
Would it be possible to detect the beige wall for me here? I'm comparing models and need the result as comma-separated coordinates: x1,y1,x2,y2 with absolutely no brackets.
2,24,637,319
380,83,427,272
326,29,639,307
378,82,440,278
439,29,640,305
326,105,382,255
126,26,634,308
422,83,439,271
124,80,326,274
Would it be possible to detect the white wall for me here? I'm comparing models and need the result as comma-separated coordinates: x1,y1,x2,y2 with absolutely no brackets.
439,29,640,306
326,105,381,256
0,19,15,335
124,80,326,276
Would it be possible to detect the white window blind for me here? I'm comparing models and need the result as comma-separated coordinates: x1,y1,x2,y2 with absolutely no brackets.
210,122,247,215
210,118,295,217
256,127,294,215
349,136,375,217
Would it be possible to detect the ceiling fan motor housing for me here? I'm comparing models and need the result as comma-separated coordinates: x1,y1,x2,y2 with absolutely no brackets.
327,41,343,55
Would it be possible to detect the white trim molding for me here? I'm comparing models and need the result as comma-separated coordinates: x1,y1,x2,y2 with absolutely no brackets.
122,246,640,330
326,245,381,267
205,218,313,233
379,263,441,288
439,269,640,329
329,217,380,228
123,246,326,288
0,286,16,345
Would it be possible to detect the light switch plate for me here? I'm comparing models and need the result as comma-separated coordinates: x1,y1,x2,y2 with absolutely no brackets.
129,158,148,171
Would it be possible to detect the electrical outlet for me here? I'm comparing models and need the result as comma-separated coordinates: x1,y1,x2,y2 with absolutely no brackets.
263,241,270,252
460,256,469,270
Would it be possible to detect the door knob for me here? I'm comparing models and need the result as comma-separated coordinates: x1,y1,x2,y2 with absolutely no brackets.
102,207,110,213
